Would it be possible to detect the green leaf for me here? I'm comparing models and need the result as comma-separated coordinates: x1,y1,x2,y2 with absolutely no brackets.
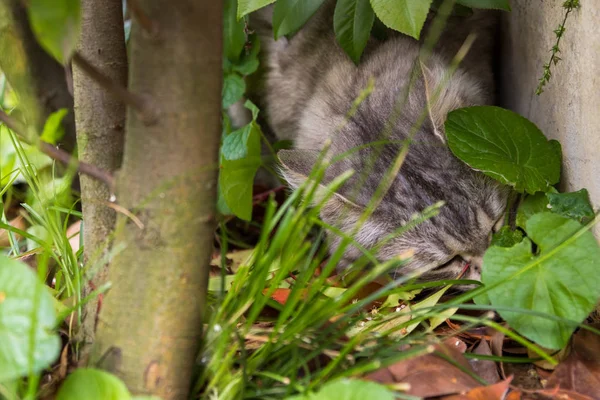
56,369,131,400
480,212,600,349
237,0,277,19
222,123,261,161
490,226,524,248
27,0,81,63
445,106,562,194
0,255,60,381
40,109,68,145
222,74,246,109
288,378,395,400
334,0,375,64
224,0,247,62
273,0,326,39
547,189,595,224
232,35,261,76
220,157,261,221
369,0,433,39
456,0,511,10
516,192,550,230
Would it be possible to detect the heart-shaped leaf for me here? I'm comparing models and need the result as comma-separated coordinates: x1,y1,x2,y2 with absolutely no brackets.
479,212,600,349
27,0,81,63
222,73,246,109
56,369,131,400
370,0,433,39
0,255,60,381
334,0,375,64
446,106,561,194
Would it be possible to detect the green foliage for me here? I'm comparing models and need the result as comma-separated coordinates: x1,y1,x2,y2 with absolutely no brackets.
478,213,600,349
455,0,511,10
516,192,550,230
547,189,595,224
219,101,263,221
237,0,277,19
445,106,562,194
273,0,326,39
370,0,433,39
39,109,69,145
27,0,81,63
0,255,60,382
490,226,524,248
222,74,246,109
334,0,375,64
56,369,131,400
225,0,248,63
288,379,395,400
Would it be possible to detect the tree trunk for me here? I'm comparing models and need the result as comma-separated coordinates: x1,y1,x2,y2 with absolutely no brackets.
0,0,77,152
90,1,222,398
72,0,127,361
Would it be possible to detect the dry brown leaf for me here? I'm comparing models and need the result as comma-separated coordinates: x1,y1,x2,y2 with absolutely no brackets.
535,388,595,400
365,337,480,397
442,376,513,400
0,215,26,247
544,326,600,400
470,339,501,384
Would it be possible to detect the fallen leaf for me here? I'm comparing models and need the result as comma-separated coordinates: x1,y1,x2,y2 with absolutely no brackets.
0,215,26,247
545,326,600,399
535,388,595,400
442,376,512,400
365,337,480,397
469,340,501,385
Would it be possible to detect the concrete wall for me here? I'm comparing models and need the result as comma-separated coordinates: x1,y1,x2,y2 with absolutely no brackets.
499,0,600,237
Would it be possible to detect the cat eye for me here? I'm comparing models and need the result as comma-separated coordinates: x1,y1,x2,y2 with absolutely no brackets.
434,255,465,271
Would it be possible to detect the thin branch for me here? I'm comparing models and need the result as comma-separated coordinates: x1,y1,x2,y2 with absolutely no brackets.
127,0,158,35
0,109,115,190
71,52,158,124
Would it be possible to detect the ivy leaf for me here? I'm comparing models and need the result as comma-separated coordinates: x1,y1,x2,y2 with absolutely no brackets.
220,157,261,221
40,109,68,145
27,0,81,63
445,106,561,194
334,0,375,64
547,189,595,224
490,226,524,248
0,256,61,381
237,0,277,19
479,213,600,349
273,0,326,39
224,0,247,62
369,0,433,39
222,73,246,109
288,378,395,400
56,369,131,400
455,0,511,10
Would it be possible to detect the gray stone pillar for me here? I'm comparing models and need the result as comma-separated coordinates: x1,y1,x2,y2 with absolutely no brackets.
499,0,599,237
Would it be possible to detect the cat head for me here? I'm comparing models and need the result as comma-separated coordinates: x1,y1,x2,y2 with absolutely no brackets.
278,134,508,283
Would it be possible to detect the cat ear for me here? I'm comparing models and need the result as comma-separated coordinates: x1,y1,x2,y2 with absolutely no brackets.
277,149,360,208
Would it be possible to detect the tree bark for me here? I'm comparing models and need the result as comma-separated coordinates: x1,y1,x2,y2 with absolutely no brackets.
72,0,127,360
0,0,77,152
90,1,222,398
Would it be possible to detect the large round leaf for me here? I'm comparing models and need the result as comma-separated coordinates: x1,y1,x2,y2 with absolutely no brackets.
0,256,60,381
56,369,131,400
445,106,561,194
479,213,600,349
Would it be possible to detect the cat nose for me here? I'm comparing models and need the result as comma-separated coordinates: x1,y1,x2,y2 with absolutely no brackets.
463,255,483,273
